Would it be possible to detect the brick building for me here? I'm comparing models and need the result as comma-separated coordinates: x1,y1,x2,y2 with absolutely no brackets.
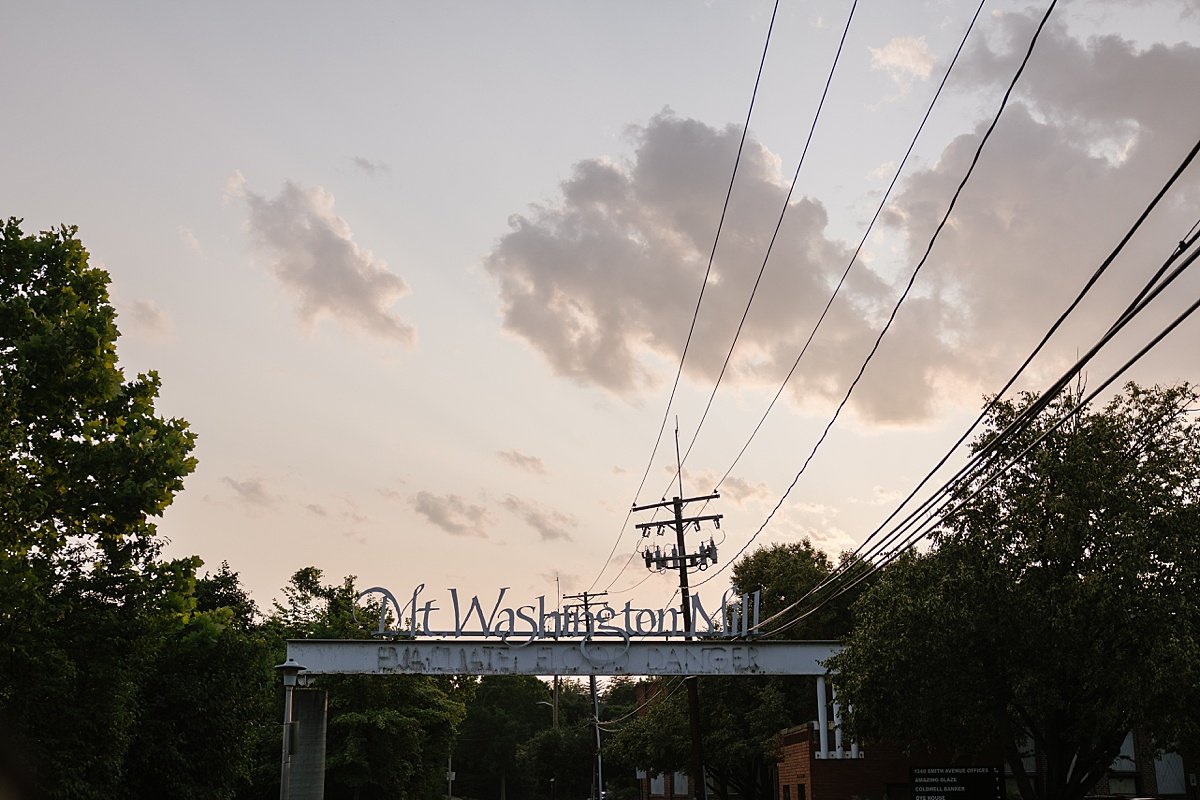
633,675,1197,800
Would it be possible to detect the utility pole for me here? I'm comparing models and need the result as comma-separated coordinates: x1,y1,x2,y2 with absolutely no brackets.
632,423,721,800
563,590,608,800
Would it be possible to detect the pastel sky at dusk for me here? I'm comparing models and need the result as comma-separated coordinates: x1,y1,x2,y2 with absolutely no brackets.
3,0,1199,614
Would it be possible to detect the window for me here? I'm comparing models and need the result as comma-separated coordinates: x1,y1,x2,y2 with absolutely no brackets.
784,786,791,800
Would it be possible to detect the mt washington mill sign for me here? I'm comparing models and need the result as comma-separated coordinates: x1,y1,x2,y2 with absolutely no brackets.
353,584,764,644
283,584,841,676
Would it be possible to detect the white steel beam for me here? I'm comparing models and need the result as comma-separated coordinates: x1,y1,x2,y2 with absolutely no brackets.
286,639,841,677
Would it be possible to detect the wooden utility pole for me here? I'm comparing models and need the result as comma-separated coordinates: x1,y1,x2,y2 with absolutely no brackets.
563,590,608,800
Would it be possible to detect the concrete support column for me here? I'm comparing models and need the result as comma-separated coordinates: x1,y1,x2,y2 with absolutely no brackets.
816,675,829,759
291,688,328,800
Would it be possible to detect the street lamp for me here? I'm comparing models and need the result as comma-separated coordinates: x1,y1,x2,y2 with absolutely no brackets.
535,700,559,728
276,657,307,800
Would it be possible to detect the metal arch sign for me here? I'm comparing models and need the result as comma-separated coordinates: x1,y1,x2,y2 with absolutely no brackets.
286,584,841,676
286,639,842,677
350,585,766,644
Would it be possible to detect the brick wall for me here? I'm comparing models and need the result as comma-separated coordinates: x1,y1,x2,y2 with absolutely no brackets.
775,724,999,800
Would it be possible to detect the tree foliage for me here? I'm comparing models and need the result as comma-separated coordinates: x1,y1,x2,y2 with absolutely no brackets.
0,218,212,798
265,568,468,800
608,541,857,800
830,384,1200,800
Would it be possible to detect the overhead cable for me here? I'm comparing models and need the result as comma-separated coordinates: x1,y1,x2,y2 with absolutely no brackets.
694,0,1063,590
587,0,784,592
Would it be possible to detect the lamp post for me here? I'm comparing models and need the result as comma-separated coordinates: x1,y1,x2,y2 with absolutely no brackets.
276,657,307,800
535,700,559,729
536,698,559,800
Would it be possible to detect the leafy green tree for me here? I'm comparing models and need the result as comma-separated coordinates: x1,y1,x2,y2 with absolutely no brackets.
263,568,467,800
609,542,857,800
0,218,200,798
126,564,275,800
593,678,644,800
454,674,559,800
830,384,1200,800
517,680,597,800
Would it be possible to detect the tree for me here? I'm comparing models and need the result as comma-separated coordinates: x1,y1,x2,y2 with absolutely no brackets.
609,542,858,800
125,564,275,800
830,384,1200,800
263,567,468,800
515,679,597,800
0,218,201,798
454,674,559,800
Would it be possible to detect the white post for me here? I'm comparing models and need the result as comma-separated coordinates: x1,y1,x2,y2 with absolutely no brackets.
275,658,305,800
832,685,844,759
280,683,293,799
816,675,829,759
850,703,859,759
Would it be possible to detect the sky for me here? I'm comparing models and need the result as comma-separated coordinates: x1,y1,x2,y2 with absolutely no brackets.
3,0,1200,618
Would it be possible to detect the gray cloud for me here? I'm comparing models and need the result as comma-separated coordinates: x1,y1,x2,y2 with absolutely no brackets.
487,20,1200,425
351,156,390,177
413,491,489,537
497,449,548,475
222,476,276,508
719,475,771,506
501,495,576,541
486,110,952,423
125,299,172,339
232,172,415,343
304,503,328,517
872,13,1200,399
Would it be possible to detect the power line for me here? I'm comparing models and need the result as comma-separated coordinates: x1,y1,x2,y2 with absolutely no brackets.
662,0,861,497
695,0,1063,590
709,0,988,491
762,290,1200,636
756,227,1200,636
603,0,985,594
587,0,783,592
745,136,1200,629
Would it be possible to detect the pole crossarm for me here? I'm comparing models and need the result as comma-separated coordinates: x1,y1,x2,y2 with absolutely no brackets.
631,492,719,513
635,514,723,533
285,639,841,677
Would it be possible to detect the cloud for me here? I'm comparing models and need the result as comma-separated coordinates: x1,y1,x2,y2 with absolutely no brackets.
487,111,943,421
413,491,489,537
231,173,415,343
870,36,935,87
488,19,1200,425
178,225,203,255
870,13,1200,400
351,156,391,176
124,299,172,339
222,476,276,508
720,475,771,506
497,449,548,475
304,503,328,517
501,495,576,541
